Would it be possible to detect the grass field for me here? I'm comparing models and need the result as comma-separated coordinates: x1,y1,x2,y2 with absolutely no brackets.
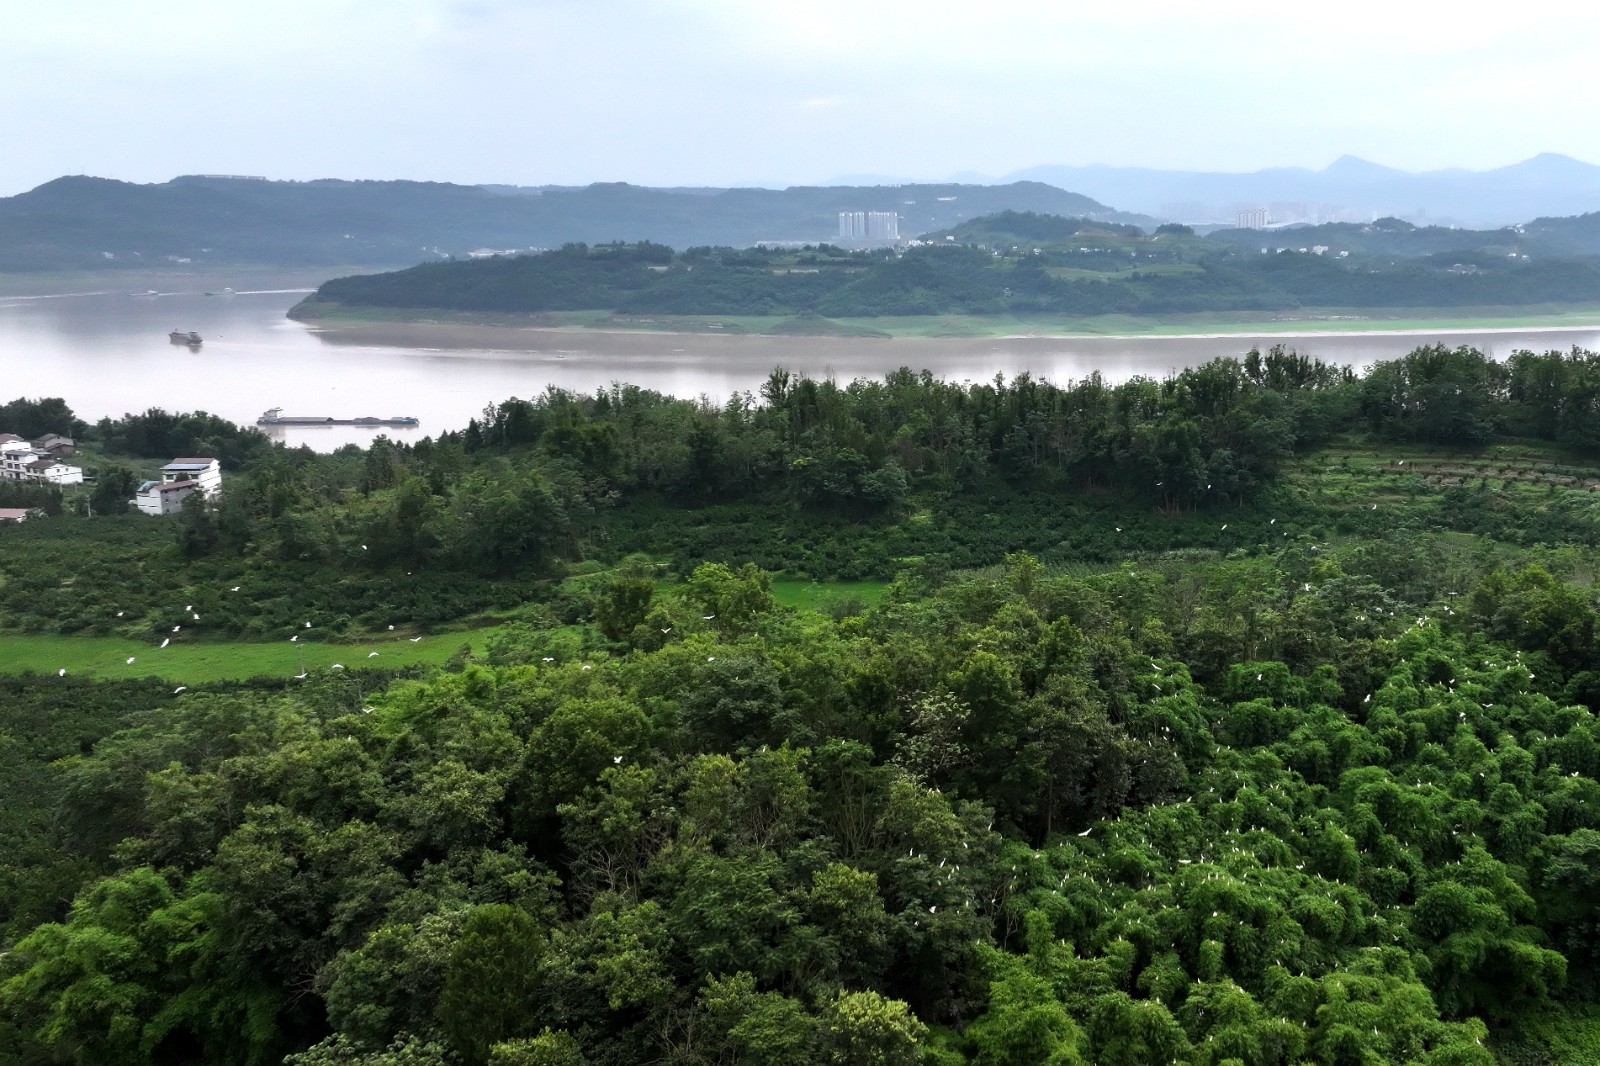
0,580,885,682
0,629,486,683
769,578,890,613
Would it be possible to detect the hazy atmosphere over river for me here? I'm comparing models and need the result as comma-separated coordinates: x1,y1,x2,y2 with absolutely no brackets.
8,281,1600,451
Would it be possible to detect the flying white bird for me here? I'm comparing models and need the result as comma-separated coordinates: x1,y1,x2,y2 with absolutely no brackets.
290,635,298,642
230,586,240,592
160,638,170,648
409,636,421,642
708,656,716,662
172,625,181,632
127,657,136,664
305,621,312,628
361,544,367,550
368,651,378,657
173,686,187,694
661,627,672,633
613,755,623,764
58,668,65,676
293,671,308,679
581,663,592,670
116,611,124,617
330,664,344,670
387,625,394,630
185,605,192,611
1077,828,1092,837
542,657,554,662
703,614,715,620
192,614,199,621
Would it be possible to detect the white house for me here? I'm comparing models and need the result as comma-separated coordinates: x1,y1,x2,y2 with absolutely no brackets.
160,457,221,497
134,478,200,515
134,456,221,516
0,444,83,485
26,457,84,485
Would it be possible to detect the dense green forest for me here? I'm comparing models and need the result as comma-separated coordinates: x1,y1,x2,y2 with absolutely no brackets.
298,225,1600,322
13,346,1600,1063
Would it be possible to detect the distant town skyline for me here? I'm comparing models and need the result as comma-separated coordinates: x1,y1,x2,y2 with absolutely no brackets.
5,0,1600,198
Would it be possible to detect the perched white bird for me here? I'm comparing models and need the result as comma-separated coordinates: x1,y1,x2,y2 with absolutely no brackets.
305,621,312,628
387,625,394,630
290,635,298,642
173,686,187,694
185,605,192,611
127,657,136,664
192,614,199,621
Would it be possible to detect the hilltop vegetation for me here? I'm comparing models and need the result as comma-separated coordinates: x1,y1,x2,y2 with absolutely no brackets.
298,214,1600,324
13,347,1600,1062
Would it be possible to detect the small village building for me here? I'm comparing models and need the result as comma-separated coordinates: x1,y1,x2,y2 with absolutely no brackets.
134,456,222,516
0,507,30,523
161,458,222,497
25,457,84,485
35,434,76,456
134,478,200,516
0,435,85,484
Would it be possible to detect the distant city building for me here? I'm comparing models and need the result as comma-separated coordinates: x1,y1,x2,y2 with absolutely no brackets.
838,211,900,241
1236,207,1270,230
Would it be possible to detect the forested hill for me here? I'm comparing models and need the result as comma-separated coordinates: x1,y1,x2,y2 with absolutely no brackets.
0,175,1143,272
19,346,1600,1061
299,231,1600,321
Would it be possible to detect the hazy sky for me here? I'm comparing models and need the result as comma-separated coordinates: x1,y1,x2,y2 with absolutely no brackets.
5,0,1598,195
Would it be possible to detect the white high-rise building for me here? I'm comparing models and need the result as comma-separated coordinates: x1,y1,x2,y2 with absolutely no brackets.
838,211,900,241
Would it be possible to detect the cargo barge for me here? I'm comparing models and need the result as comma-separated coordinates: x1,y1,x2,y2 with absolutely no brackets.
256,407,420,427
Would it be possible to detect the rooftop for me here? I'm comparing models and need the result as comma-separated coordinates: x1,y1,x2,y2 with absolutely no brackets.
165,457,218,467
0,507,29,520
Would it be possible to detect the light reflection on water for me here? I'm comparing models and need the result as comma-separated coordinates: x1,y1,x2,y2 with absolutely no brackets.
4,283,1600,452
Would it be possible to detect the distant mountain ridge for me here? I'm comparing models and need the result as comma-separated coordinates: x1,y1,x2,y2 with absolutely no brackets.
0,175,1152,273
999,154,1600,228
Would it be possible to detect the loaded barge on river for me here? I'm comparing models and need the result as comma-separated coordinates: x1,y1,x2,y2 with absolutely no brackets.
256,407,420,427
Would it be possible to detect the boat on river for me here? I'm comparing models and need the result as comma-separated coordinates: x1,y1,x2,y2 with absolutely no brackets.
256,407,420,427
168,330,202,345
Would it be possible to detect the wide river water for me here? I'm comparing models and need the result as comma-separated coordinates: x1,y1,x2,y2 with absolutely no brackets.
6,281,1600,450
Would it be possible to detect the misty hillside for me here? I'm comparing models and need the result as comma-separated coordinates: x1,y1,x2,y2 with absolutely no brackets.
0,175,1149,272
1003,153,1600,228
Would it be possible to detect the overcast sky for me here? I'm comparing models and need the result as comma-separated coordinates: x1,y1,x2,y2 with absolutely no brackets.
4,0,1598,196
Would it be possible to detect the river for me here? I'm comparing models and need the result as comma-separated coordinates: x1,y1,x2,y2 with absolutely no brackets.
5,281,1600,451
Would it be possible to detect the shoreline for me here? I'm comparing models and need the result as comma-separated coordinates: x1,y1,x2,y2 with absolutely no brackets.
294,304,1600,349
